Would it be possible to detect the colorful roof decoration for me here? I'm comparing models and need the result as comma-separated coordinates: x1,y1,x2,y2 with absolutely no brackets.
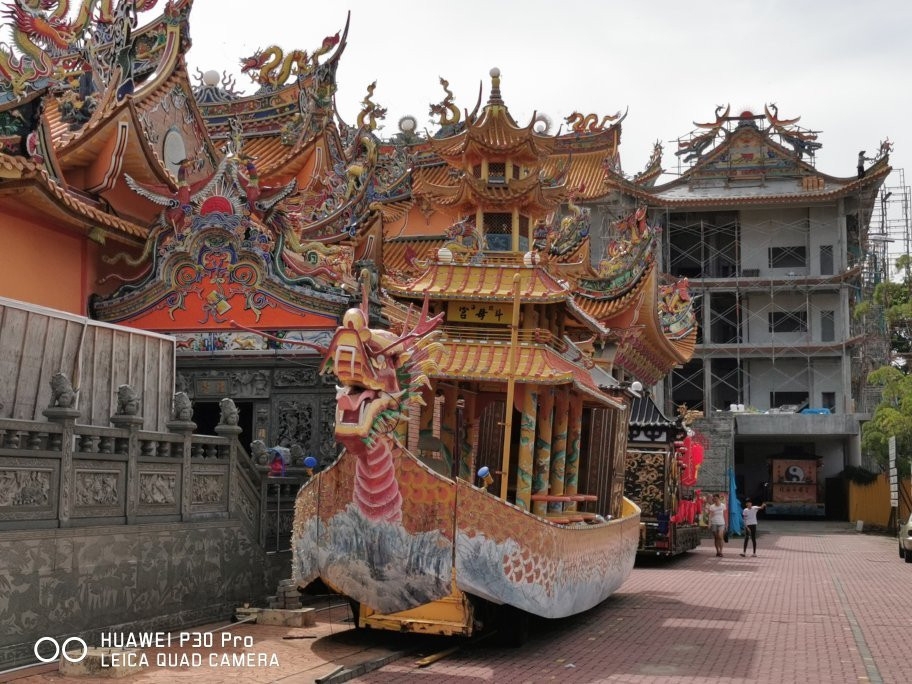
610,104,892,208
0,5,698,386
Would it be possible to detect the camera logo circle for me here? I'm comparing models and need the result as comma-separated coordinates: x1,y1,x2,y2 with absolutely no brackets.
34,636,88,664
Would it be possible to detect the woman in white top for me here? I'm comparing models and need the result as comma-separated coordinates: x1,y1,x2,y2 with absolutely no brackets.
707,494,727,557
740,498,766,557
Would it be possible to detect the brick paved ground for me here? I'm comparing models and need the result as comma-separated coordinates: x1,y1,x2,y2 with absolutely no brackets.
6,521,911,683
360,521,912,684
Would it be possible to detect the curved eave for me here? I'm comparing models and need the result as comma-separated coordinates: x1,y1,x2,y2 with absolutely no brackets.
655,124,892,193
384,262,570,303
0,157,147,243
434,339,623,409
607,162,892,208
54,26,191,188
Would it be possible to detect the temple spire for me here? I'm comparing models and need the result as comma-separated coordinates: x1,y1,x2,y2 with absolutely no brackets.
487,67,503,106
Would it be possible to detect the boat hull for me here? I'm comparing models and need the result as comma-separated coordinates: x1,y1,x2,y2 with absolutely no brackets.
292,448,640,619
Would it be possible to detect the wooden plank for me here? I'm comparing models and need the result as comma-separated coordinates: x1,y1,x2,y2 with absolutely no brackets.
92,327,113,426
33,316,69,417
158,339,172,432
78,323,96,425
14,312,49,419
142,337,159,431
0,305,27,419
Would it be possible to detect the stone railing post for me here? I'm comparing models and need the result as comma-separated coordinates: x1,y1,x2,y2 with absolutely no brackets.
214,398,242,518
42,372,81,528
110,384,143,524
167,392,197,522
43,406,80,529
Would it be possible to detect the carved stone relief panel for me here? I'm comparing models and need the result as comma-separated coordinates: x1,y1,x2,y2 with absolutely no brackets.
318,396,337,464
176,368,273,400
189,464,228,513
273,367,319,388
0,458,58,521
137,465,181,515
72,459,126,518
272,395,317,452
235,481,258,527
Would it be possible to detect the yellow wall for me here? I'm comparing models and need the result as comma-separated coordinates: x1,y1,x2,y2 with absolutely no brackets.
848,473,912,527
0,211,88,314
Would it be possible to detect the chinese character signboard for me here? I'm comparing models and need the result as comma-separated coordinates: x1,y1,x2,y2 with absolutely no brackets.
447,301,514,326
889,436,898,507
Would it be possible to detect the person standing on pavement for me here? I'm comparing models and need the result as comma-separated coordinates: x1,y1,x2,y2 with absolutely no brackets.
707,493,727,557
740,498,766,557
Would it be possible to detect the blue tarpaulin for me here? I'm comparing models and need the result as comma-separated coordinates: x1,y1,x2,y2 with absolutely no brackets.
727,467,743,536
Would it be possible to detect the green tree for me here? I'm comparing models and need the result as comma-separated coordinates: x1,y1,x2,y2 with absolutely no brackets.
862,366,912,472
860,257,912,471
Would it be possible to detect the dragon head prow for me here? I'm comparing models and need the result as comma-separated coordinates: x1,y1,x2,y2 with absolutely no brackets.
322,303,442,449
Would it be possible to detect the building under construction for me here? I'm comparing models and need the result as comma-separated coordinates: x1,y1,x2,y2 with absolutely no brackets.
602,105,905,516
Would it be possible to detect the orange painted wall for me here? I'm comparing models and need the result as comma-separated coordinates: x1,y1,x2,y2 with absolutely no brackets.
0,212,88,314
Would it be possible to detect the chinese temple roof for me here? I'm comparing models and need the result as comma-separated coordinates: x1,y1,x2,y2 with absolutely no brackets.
426,69,554,166
434,337,623,408
383,258,569,303
612,106,891,207
629,392,677,429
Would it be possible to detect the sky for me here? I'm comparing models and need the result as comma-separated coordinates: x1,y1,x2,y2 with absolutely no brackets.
182,0,912,192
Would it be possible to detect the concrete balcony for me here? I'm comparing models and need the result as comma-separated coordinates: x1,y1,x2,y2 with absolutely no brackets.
734,412,863,437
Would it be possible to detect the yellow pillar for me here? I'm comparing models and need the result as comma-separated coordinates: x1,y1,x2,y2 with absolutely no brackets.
511,208,520,252
532,387,555,516
564,392,584,512
548,387,570,513
440,385,458,473
461,392,478,480
515,384,538,511
419,381,436,455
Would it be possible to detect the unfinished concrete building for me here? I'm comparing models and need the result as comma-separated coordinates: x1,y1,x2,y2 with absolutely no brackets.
606,106,897,516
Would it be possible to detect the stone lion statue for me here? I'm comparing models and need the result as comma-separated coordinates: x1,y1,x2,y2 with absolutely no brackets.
48,372,77,409
115,384,141,416
219,397,239,426
250,439,269,464
171,392,193,422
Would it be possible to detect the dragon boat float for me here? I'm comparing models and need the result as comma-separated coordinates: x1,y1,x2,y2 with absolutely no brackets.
292,69,697,637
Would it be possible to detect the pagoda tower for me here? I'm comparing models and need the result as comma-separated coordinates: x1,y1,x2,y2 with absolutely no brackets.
382,69,626,518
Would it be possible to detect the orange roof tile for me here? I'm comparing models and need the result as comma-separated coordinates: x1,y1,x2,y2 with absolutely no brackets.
384,260,569,302
427,104,554,165
434,338,622,407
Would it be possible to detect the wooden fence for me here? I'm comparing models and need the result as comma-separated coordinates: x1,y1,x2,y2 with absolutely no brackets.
0,296,175,432
848,473,912,527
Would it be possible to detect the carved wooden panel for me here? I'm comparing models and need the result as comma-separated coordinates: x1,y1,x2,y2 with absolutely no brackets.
71,459,126,518
0,457,58,521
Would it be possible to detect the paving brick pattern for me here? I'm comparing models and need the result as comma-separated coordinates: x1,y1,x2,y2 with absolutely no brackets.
8,522,911,683
360,521,912,683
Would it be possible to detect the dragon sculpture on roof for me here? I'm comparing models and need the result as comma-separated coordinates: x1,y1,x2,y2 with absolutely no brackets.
675,104,729,163
564,110,625,134
429,76,460,128
0,0,161,99
240,31,340,90
764,103,821,159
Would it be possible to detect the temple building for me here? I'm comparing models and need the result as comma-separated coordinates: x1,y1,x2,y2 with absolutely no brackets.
605,106,893,514
0,3,693,492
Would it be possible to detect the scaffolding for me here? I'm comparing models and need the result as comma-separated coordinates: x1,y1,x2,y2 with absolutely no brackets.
659,200,888,415
869,168,911,280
